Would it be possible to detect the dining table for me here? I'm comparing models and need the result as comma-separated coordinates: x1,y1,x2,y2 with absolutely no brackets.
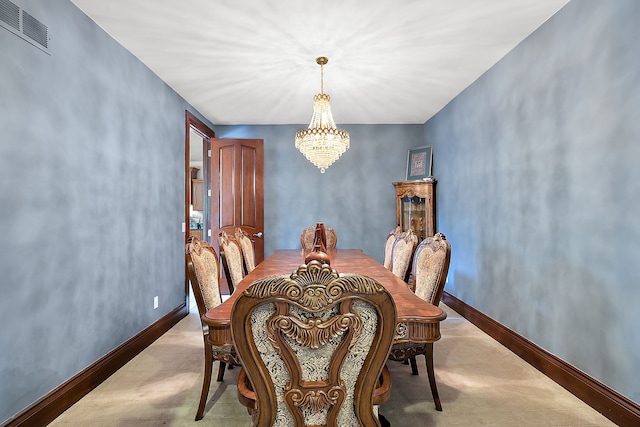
202,249,447,350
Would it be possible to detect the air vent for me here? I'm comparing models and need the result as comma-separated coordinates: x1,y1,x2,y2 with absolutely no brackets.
0,0,19,30
0,0,49,54
22,10,47,48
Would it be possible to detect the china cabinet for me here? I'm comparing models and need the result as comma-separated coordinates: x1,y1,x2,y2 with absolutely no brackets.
393,179,436,241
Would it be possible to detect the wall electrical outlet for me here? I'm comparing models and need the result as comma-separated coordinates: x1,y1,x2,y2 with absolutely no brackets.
154,296,159,309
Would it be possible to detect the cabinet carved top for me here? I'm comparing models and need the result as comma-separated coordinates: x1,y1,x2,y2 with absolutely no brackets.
393,179,436,199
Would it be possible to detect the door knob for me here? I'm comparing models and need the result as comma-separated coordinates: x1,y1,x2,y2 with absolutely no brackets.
253,232,263,238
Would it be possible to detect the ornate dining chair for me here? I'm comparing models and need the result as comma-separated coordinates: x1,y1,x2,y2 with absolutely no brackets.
185,236,239,420
390,229,418,283
235,227,256,274
217,231,244,294
383,226,402,270
231,255,396,427
389,232,451,411
300,224,338,251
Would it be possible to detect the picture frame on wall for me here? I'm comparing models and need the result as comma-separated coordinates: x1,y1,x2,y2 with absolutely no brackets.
406,145,433,180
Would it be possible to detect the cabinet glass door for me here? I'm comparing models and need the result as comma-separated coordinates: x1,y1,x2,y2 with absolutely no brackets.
401,196,426,241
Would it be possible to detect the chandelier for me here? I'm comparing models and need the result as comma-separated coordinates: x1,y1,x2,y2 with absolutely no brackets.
295,57,350,173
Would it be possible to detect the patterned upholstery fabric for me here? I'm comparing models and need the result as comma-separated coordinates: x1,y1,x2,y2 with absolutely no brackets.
218,231,244,290
231,261,396,427
186,238,222,312
413,233,451,305
390,230,418,282
300,226,316,250
325,227,337,250
383,226,402,270
300,225,338,251
250,301,376,426
235,227,256,273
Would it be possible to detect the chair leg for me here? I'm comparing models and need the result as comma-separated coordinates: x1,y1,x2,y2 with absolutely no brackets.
409,356,419,375
424,343,442,411
196,345,214,421
216,361,227,382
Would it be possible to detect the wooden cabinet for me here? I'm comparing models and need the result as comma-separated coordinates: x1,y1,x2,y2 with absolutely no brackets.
188,229,203,241
393,179,437,241
191,179,203,211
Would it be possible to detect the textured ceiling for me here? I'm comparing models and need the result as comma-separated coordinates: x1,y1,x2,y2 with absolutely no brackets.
70,0,569,125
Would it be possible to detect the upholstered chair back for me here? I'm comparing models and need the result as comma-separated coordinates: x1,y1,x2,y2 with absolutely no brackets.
412,233,451,306
217,231,244,293
300,226,315,250
185,237,222,315
300,225,338,251
231,261,396,427
383,226,402,270
390,229,418,283
235,227,256,273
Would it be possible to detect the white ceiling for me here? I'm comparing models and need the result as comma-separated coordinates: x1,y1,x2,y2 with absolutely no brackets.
70,0,569,125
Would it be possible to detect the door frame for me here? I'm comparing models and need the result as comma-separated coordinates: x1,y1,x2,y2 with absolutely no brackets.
184,111,214,304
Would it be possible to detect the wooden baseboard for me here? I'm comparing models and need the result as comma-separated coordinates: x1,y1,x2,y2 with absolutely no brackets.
2,304,189,427
442,291,640,427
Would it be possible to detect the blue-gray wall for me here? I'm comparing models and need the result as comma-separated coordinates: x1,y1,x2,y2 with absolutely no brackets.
427,0,640,404
214,124,423,260
0,0,214,422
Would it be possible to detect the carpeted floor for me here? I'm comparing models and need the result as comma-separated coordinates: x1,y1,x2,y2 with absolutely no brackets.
50,304,615,426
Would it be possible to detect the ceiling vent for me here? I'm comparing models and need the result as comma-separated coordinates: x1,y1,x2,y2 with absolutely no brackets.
0,0,49,54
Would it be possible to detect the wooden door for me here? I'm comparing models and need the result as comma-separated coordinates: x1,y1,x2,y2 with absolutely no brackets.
210,138,264,290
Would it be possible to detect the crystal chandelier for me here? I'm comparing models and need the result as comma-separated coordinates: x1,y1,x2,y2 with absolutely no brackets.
295,57,350,173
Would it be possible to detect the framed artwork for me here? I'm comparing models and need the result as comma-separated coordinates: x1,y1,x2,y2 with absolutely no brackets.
406,145,433,180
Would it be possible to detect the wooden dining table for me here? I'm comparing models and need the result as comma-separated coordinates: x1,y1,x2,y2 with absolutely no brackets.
202,249,447,349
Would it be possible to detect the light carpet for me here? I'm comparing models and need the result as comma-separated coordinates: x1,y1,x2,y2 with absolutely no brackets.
50,304,614,426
